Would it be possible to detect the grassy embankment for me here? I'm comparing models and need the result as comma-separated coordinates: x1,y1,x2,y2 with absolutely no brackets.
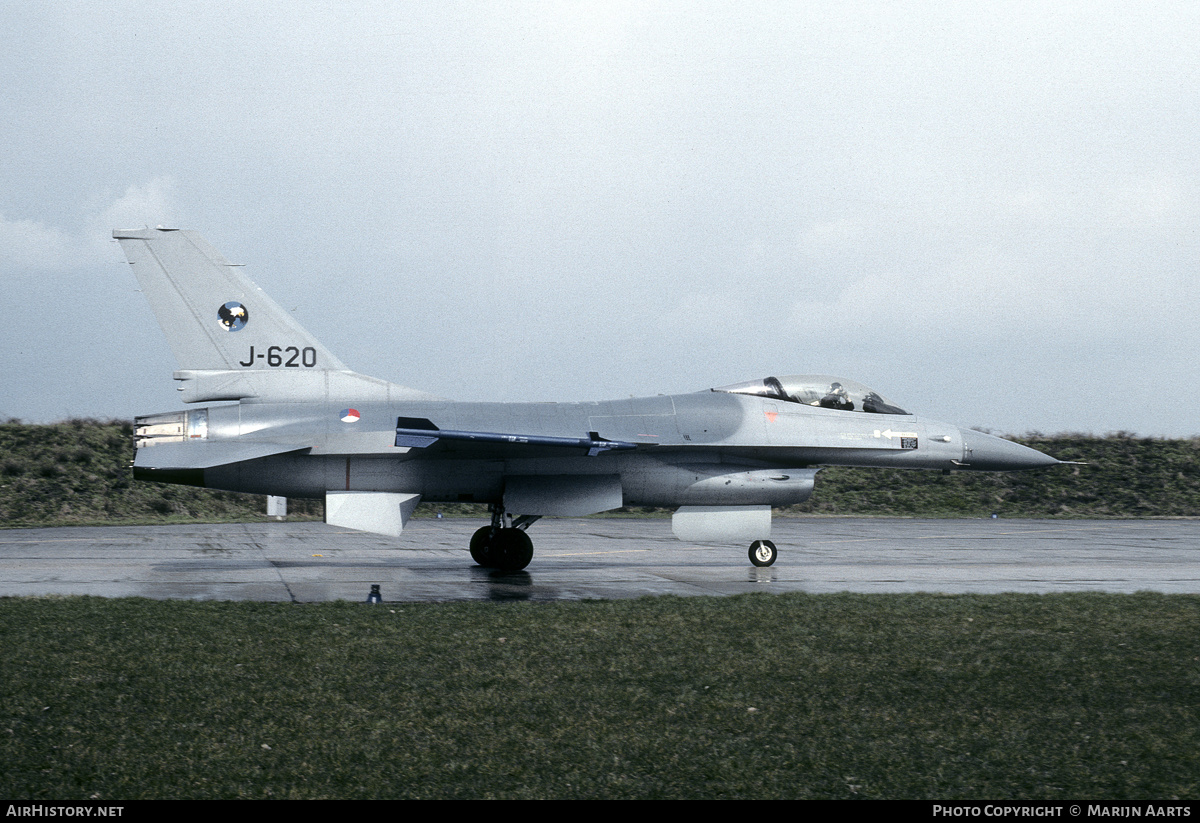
0,419,323,527
2,420,1199,527
788,433,1200,518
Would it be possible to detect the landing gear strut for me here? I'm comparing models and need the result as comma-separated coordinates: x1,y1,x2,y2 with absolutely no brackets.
470,506,540,572
749,539,777,567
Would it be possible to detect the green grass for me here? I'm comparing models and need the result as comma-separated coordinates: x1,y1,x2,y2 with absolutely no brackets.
2,593,1197,799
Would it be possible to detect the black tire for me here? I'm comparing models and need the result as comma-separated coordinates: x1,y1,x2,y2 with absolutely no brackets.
749,539,777,567
470,526,495,566
494,529,534,572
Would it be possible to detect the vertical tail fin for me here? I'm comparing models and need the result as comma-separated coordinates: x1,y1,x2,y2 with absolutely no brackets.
114,228,346,372
116,227,440,404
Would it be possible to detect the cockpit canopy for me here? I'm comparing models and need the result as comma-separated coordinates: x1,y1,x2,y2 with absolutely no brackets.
713,375,910,416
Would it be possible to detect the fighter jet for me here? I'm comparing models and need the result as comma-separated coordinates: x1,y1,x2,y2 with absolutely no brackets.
116,227,1059,571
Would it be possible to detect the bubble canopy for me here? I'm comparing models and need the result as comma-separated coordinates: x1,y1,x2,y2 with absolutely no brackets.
713,375,910,416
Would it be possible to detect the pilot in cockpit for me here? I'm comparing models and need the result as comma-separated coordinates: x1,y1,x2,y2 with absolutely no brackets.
818,382,855,411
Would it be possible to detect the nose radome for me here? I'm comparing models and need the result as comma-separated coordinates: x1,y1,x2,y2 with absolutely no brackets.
959,429,1060,471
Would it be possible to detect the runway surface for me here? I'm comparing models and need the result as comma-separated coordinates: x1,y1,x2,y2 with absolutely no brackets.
1,517,1197,602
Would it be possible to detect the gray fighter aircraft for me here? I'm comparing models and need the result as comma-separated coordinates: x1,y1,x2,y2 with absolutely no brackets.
116,227,1059,571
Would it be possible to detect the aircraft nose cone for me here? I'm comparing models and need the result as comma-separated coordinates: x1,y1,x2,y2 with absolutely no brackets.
960,429,1060,471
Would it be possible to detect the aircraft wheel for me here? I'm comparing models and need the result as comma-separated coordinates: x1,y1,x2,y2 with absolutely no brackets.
470,526,495,566
494,529,534,572
749,539,777,567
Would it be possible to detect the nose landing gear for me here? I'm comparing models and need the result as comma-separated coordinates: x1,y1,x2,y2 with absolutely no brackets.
749,539,777,567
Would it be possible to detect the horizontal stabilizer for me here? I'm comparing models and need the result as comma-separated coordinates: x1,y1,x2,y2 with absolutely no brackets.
325,491,422,538
134,440,308,470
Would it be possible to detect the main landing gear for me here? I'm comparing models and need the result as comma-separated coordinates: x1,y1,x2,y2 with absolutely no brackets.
749,539,778,567
470,506,541,572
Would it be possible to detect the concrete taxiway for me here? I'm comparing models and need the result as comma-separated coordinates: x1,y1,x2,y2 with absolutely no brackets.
2,517,1198,602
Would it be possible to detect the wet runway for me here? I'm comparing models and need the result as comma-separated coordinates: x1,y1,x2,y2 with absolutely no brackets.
1,517,1197,602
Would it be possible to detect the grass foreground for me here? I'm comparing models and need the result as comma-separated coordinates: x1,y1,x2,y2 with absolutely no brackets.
1,592,1197,799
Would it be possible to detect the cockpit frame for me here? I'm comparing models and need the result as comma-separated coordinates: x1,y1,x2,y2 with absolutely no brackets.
713,375,910,416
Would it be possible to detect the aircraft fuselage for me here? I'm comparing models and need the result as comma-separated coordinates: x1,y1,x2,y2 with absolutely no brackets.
135,388,1042,510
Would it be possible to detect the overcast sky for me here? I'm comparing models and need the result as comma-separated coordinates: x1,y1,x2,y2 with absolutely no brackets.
3,2,1197,436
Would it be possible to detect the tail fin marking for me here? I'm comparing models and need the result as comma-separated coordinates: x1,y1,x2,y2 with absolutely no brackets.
114,228,346,373
116,228,442,404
